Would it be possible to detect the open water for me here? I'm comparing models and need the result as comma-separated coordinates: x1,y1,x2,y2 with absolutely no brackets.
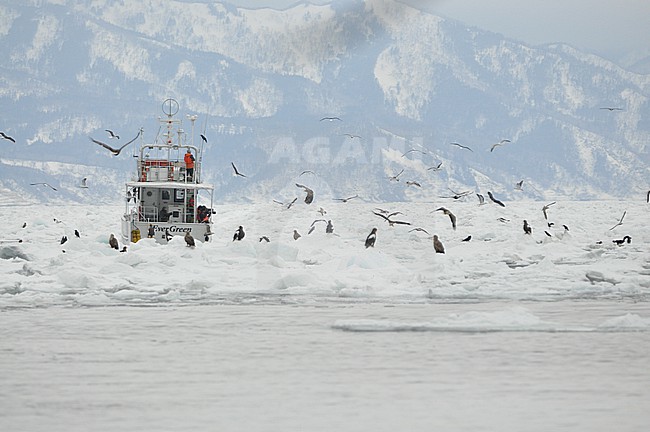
1,299,649,432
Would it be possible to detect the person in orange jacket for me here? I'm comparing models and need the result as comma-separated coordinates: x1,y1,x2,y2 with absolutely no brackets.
184,149,195,180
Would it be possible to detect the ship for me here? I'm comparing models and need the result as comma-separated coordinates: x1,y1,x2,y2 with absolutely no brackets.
121,98,214,244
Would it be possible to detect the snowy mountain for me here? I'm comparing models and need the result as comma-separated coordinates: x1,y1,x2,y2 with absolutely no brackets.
0,0,648,204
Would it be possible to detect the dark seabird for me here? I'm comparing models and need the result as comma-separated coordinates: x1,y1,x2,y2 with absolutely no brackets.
450,142,473,152
231,162,247,177
79,177,89,188
542,201,556,220
285,197,298,209
612,236,631,245
185,231,195,247
74,229,80,238
293,229,301,240
30,182,57,191
435,207,457,230
334,194,359,203
109,234,119,250
523,220,532,235
259,236,270,242
563,225,569,231
148,224,155,238
462,235,472,242
433,235,445,254
406,181,421,187
22,222,27,228
0,131,16,143
90,129,141,156
365,228,377,248
600,107,623,111
60,235,68,245
233,226,245,241
295,183,314,204
487,191,505,207
200,133,207,144
427,162,443,172
120,246,128,253
544,231,552,237
320,116,342,122
317,207,327,216
608,210,626,231
326,220,334,234
646,190,649,203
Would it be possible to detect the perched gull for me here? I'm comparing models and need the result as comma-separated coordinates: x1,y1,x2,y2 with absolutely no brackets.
435,207,457,230
231,162,247,177
295,183,314,204
90,129,141,156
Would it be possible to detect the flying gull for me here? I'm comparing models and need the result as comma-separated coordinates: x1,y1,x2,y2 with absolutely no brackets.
79,177,89,188
490,139,511,152
402,149,427,157
231,162,247,177
200,133,208,144
427,162,443,172
295,183,314,204
406,181,421,188
30,182,57,191
435,207,457,230
487,191,505,207
476,193,486,205
373,211,411,227
542,201,556,220
450,142,473,152
90,129,141,156
105,129,120,139
342,133,362,139
409,227,430,235
600,107,623,111
514,180,524,191
388,169,404,182
608,210,626,231
334,194,359,203
320,116,342,122
0,132,16,143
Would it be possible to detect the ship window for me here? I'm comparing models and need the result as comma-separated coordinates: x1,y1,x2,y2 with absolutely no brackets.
162,190,171,200
174,189,185,202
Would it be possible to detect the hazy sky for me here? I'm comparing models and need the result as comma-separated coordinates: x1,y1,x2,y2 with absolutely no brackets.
221,0,650,63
